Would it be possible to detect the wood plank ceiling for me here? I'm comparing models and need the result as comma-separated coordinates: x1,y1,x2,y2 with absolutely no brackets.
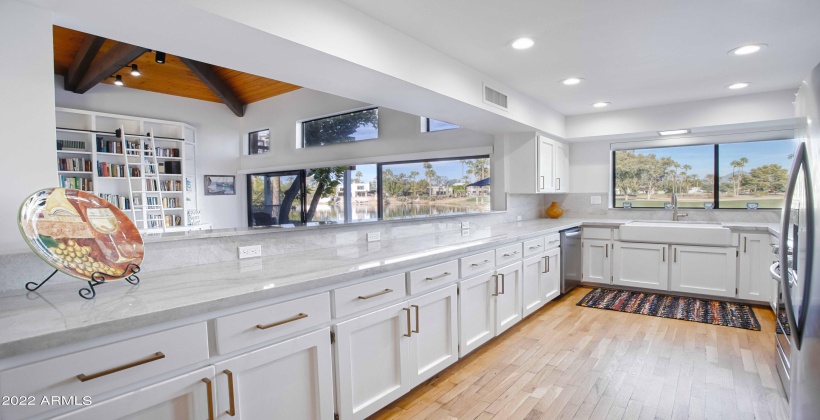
53,26,301,115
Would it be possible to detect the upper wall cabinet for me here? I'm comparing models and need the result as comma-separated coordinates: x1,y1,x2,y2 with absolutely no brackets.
506,133,570,194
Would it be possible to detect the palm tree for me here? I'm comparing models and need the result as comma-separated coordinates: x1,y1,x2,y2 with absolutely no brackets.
731,157,749,196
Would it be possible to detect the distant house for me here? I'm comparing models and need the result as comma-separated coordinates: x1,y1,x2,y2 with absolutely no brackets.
429,185,453,196
338,182,370,198
688,187,704,194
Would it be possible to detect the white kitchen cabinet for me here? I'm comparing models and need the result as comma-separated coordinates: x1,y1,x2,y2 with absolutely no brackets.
213,328,334,420
555,141,570,192
543,246,561,302
53,366,215,420
670,245,737,298
458,272,496,357
612,242,669,291
522,254,546,317
495,261,523,335
738,233,776,302
506,133,568,194
408,285,458,387
582,239,611,285
335,301,411,420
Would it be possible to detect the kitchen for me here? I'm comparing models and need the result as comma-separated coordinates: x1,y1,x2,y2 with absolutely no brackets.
0,0,818,419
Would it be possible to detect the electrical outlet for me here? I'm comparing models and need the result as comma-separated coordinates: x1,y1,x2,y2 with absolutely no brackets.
591,195,602,205
461,221,470,229
516,215,522,221
462,229,470,237
368,241,381,251
238,245,262,259
367,232,381,242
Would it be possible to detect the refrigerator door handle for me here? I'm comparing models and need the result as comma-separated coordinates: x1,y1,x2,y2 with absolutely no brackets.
770,262,781,283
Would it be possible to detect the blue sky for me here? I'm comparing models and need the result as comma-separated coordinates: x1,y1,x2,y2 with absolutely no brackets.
630,139,795,179
350,159,487,184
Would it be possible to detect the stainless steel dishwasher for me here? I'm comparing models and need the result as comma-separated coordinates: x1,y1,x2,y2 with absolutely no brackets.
560,228,582,293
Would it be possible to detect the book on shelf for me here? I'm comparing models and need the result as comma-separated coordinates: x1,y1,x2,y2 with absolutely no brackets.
155,147,180,157
97,162,139,177
59,176,93,191
56,139,86,151
58,157,92,172
165,215,182,227
97,193,131,210
161,197,180,208
96,136,123,154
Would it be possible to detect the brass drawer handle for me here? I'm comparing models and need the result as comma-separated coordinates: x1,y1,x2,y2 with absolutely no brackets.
403,307,412,337
543,256,550,273
503,251,521,257
77,352,165,382
256,313,308,330
548,239,560,244
202,378,215,420
224,369,236,416
492,274,499,296
529,245,542,250
358,289,393,300
411,304,420,333
471,259,492,267
425,272,451,281
499,273,506,295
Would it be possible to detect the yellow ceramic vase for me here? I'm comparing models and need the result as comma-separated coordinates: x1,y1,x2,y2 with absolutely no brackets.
546,201,564,219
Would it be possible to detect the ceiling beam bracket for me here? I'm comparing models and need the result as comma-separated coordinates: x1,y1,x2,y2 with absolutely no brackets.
179,57,246,117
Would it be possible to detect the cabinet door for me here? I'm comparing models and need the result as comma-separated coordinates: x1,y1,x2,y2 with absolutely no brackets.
670,246,737,298
612,242,669,290
522,254,545,317
408,285,458,387
53,366,215,420
543,246,561,303
738,234,775,302
458,272,496,357
335,301,411,420
213,328,334,420
555,141,570,192
582,240,611,285
495,261,523,335
537,135,556,192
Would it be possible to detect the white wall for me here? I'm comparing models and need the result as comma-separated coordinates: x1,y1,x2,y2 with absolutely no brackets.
0,1,57,254
53,76,244,229
569,140,612,193
239,89,495,172
566,89,796,139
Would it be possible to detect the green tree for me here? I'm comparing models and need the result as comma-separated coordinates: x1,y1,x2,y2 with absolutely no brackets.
302,109,379,147
746,164,788,193
615,151,642,200
354,171,363,183
305,166,346,222
730,157,749,196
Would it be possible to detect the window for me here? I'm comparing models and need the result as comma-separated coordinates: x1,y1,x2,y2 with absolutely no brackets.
350,165,378,222
613,139,794,209
247,171,304,226
379,156,490,220
248,129,270,155
305,166,346,224
425,118,460,132
302,108,378,148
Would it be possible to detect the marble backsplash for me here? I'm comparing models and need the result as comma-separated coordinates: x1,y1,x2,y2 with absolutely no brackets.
0,194,544,293
542,192,781,223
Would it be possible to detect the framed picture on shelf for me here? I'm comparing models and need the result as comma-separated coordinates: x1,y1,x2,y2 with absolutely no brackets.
204,175,235,196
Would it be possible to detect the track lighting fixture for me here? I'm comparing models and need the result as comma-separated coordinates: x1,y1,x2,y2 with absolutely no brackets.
130,64,141,76
113,75,124,86
155,51,166,64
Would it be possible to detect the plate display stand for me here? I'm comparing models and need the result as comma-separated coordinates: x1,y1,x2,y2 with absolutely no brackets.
25,263,141,300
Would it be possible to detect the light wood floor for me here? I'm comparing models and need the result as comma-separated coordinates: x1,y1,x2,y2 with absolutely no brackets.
370,287,788,420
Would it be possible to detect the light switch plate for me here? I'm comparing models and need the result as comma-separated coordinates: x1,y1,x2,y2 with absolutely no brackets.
590,196,602,205
367,232,381,242
461,221,470,229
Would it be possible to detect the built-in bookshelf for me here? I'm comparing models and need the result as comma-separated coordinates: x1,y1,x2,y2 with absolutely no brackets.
55,107,202,233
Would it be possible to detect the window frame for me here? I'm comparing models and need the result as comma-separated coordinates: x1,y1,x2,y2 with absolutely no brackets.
301,107,379,148
424,118,460,132
248,129,270,155
611,139,791,210
246,170,307,227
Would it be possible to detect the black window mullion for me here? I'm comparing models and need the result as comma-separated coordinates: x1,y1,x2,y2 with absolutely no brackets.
714,144,720,209
377,164,384,220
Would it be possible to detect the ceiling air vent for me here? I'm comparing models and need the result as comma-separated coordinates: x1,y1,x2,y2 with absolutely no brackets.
483,84,508,110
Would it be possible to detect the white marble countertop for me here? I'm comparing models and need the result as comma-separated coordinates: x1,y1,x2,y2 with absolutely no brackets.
0,218,780,359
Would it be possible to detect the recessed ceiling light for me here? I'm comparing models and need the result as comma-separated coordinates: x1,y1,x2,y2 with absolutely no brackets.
728,82,750,90
113,75,124,86
592,102,610,108
511,38,535,50
562,77,584,86
728,44,767,56
658,129,690,136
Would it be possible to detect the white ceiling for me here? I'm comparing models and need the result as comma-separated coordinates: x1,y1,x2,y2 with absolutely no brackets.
338,0,820,116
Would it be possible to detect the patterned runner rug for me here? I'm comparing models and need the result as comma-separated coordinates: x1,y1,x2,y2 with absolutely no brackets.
577,288,761,331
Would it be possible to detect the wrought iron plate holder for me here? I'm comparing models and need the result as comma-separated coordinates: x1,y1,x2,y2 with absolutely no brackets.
25,263,141,299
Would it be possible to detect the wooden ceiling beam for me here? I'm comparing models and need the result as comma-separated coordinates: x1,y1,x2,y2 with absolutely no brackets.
74,42,148,94
64,35,105,91
179,57,246,117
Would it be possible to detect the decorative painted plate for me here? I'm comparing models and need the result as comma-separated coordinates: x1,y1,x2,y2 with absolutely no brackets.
18,188,144,281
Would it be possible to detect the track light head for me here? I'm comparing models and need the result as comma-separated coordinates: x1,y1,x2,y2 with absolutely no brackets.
130,64,141,76
113,75,124,86
155,51,166,64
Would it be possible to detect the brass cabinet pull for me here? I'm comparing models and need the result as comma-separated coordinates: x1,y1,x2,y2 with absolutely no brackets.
500,273,506,295
425,272,451,281
744,237,747,253
548,239,560,244
503,251,520,257
674,248,678,263
529,245,543,250
471,259,492,267
492,274,499,296
358,289,393,300
411,304,420,333
256,313,308,330
663,247,666,262
540,176,545,190
77,352,165,382
541,256,548,273
605,245,608,258
224,369,236,416
546,256,550,273
403,308,412,337
557,178,561,190
202,378,215,420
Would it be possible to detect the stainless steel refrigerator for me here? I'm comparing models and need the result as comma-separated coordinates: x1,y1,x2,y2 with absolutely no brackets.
773,61,820,418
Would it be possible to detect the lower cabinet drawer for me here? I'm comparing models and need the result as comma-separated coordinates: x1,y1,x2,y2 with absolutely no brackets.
523,237,546,257
0,323,209,419
214,293,331,355
333,274,407,318
496,242,524,265
544,233,561,249
407,259,459,295
460,250,496,277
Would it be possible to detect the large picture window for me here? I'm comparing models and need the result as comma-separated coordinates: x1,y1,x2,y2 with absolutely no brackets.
613,139,794,209
302,108,378,148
